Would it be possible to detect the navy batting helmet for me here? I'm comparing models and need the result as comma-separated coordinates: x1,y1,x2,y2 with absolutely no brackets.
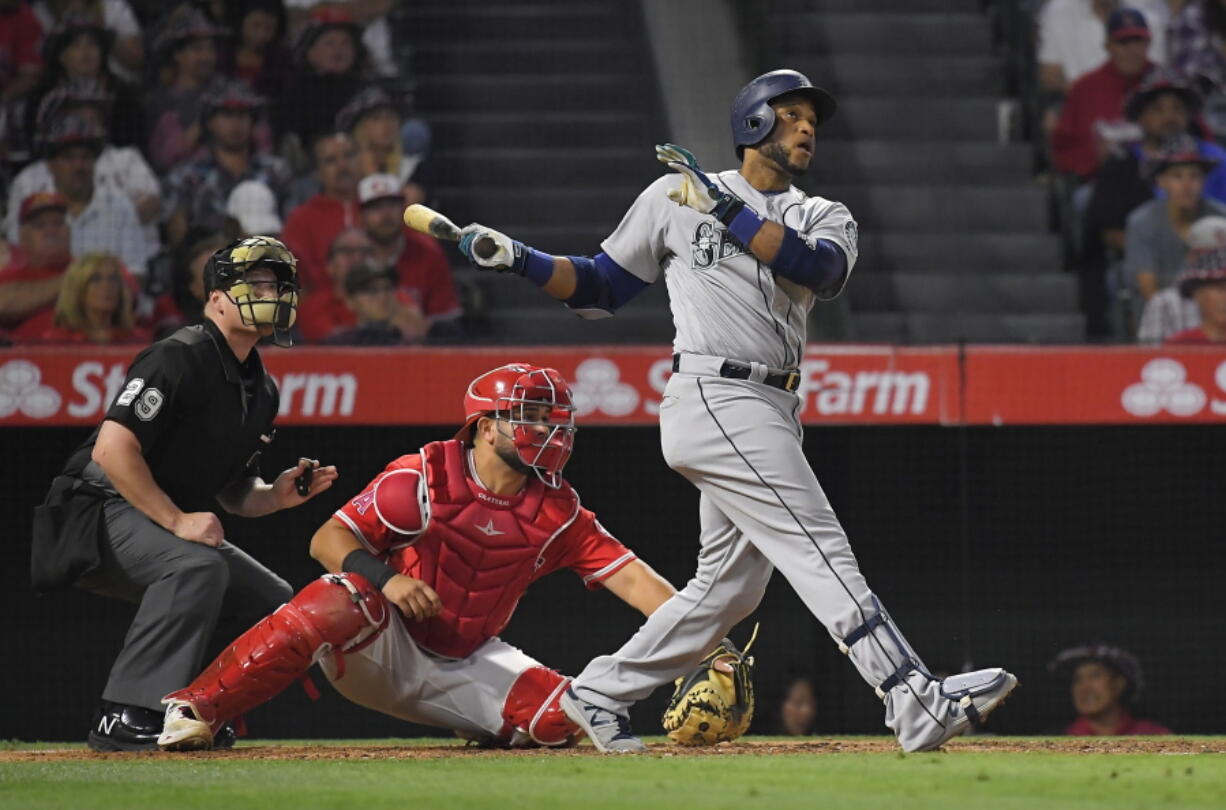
730,70,836,158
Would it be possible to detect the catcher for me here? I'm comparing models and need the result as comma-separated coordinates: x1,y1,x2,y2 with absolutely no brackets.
158,363,755,750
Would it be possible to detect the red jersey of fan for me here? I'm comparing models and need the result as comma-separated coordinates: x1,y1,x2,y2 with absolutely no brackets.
1050,59,1151,179
334,439,636,658
281,193,361,293
1066,713,1172,736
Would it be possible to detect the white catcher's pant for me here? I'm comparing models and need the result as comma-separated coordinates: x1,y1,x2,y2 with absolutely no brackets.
320,616,540,739
571,371,958,751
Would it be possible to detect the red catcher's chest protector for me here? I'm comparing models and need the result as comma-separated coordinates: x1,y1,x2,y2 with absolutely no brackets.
393,440,579,659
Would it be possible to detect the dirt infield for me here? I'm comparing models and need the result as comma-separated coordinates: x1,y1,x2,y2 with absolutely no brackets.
4,737,1224,763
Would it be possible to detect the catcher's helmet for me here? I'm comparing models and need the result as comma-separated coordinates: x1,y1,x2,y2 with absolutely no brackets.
730,69,836,158
204,235,300,347
457,363,576,488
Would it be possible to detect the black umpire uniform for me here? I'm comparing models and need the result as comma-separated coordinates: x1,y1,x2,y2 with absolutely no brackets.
31,240,305,752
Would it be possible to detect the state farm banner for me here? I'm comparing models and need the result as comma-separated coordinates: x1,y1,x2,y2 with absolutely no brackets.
0,344,1222,427
964,346,1226,424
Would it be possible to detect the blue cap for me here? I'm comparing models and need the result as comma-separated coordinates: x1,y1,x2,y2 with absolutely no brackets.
1107,8,1151,42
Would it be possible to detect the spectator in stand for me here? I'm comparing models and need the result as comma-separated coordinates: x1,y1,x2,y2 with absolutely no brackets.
0,0,45,102
280,131,360,290
223,0,289,98
1162,218,1226,342
776,675,818,737
1081,67,1223,335
336,84,428,206
1138,213,1226,341
224,178,281,239
0,191,73,339
1038,1,1172,96
1051,8,1155,181
1049,643,1171,735
43,113,150,276
144,7,227,173
285,0,397,78
149,227,225,338
1168,0,1226,137
323,262,426,345
163,80,289,246
276,7,365,150
39,251,148,344
30,0,143,83
358,173,462,332
295,225,375,341
26,12,145,149
9,78,159,250
1124,134,1226,302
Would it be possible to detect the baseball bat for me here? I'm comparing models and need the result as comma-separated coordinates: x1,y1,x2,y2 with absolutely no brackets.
403,203,497,260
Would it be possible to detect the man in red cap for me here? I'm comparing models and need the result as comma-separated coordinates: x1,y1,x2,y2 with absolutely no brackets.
0,191,73,338
156,363,681,751
1052,8,1155,180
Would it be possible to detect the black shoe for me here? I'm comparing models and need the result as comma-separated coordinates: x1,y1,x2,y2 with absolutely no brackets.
213,723,237,750
87,701,163,752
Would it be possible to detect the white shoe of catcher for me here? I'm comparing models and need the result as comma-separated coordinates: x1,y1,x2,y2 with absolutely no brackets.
905,668,1019,753
559,688,646,753
157,700,214,751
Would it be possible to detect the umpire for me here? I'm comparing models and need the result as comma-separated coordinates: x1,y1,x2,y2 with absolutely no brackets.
31,236,339,751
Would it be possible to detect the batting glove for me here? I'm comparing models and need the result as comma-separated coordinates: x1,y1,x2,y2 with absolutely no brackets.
657,143,746,225
458,223,520,273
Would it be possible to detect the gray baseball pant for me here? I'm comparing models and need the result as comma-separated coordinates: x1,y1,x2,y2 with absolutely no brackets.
76,498,293,712
570,370,955,751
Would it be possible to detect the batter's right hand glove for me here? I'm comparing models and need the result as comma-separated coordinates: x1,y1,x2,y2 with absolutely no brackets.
458,223,519,273
661,623,759,746
657,143,746,225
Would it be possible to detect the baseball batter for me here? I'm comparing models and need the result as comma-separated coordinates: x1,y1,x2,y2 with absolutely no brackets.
456,70,1017,753
155,364,681,750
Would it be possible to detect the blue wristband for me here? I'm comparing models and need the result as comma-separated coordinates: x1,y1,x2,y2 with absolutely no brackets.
726,206,766,247
512,242,555,287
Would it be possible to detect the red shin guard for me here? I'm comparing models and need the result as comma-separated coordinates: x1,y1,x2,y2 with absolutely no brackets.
163,573,389,732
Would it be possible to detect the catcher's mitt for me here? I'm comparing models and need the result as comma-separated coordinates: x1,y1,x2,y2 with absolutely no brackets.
661,623,759,745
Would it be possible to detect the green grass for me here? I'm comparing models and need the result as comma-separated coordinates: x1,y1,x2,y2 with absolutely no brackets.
2,738,1224,810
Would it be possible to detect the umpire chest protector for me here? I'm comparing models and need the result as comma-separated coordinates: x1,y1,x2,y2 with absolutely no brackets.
392,440,580,659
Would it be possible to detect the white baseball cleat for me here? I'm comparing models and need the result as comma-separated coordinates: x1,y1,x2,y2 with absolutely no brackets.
157,700,214,751
559,688,646,753
906,668,1019,752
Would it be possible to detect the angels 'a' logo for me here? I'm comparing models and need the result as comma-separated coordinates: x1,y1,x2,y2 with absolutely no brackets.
692,221,746,269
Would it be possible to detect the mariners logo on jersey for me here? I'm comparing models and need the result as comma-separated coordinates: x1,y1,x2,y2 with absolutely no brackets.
692,222,748,269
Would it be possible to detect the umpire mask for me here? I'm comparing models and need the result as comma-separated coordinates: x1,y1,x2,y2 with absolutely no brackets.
205,236,300,347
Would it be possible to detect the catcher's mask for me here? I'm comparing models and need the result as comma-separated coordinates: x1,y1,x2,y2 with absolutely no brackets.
204,236,300,347
457,364,576,488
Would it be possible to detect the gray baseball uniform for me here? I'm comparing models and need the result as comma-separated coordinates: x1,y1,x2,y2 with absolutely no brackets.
567,170,967,751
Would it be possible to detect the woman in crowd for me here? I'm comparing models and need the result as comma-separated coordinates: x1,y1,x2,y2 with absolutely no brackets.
224,0,291,98
40,252,148,344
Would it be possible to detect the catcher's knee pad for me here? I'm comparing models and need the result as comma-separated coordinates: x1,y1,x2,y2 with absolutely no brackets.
501,666,579,747
162,573,390,731
837,595,933,699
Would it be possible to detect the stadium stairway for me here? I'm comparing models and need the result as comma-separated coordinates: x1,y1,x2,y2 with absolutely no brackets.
403,0,674,344
768,0,1086,342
